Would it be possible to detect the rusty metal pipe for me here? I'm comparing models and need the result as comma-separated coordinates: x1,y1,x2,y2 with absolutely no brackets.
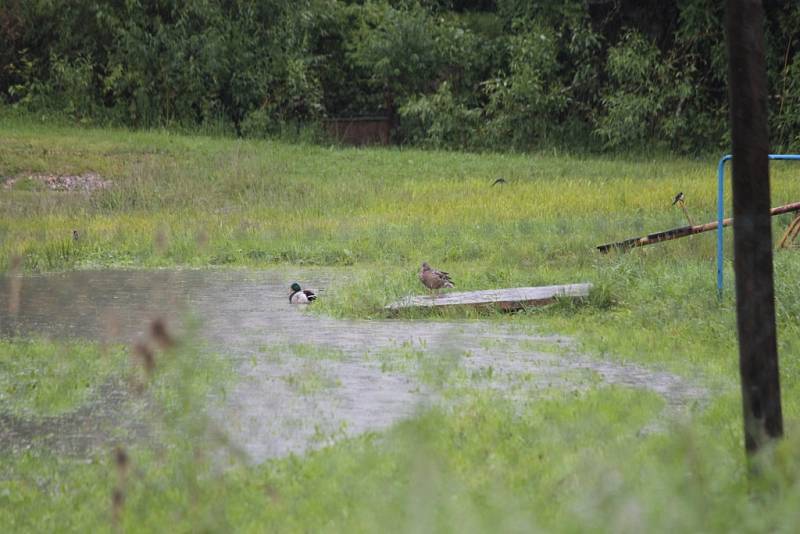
597,201,800,253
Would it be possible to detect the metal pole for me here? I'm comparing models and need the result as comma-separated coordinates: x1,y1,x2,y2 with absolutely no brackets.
717,155,731,297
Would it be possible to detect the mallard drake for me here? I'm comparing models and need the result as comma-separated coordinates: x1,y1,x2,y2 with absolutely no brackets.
289,282,317,304
419,262,454,296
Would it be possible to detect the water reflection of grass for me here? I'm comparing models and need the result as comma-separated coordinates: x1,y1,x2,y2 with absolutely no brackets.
283,362,341,395
288,343,348,362
373,343,426,374
371,343,469,390
257,343,348,363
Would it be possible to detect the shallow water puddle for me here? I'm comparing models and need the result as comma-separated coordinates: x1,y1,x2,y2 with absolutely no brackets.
0,269,707,461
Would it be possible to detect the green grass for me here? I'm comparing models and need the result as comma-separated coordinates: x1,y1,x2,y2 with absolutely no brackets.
5,379,800,532
0,339,128,416
7,113,799,275
4,116,800,531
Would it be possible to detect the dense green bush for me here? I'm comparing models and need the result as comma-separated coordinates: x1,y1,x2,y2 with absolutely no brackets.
595,31,669,149
0,0,328,130
399,82,482,149
1,0,799,153
482,25,568,149
774,53,800,150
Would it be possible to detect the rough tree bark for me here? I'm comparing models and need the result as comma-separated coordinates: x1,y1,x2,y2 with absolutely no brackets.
725,0,783,455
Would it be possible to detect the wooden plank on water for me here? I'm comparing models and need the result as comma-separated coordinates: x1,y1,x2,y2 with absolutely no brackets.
386,283,593,312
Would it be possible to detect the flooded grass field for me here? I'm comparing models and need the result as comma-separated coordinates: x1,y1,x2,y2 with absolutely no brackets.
2,269,708,463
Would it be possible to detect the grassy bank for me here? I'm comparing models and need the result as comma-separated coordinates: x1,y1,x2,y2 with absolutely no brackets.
3,118,800,531
6,115,800,276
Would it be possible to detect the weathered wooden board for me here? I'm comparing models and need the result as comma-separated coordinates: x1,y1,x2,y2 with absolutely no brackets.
386,283,592,312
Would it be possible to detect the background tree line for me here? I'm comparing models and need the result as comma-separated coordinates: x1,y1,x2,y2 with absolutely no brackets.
1,0,799,153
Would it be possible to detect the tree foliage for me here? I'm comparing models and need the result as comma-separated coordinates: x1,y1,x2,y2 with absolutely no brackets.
1,0,799,153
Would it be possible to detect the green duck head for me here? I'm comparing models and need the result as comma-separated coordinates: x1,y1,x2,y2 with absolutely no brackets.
290,282,302,292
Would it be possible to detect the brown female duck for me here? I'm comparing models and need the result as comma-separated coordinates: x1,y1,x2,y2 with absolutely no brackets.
419,262,454,296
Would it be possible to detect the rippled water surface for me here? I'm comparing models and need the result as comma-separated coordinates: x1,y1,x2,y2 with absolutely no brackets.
1,269,707,462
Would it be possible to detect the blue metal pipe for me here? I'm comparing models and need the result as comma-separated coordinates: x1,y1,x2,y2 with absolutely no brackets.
716,154,800,297
716,155,732,297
